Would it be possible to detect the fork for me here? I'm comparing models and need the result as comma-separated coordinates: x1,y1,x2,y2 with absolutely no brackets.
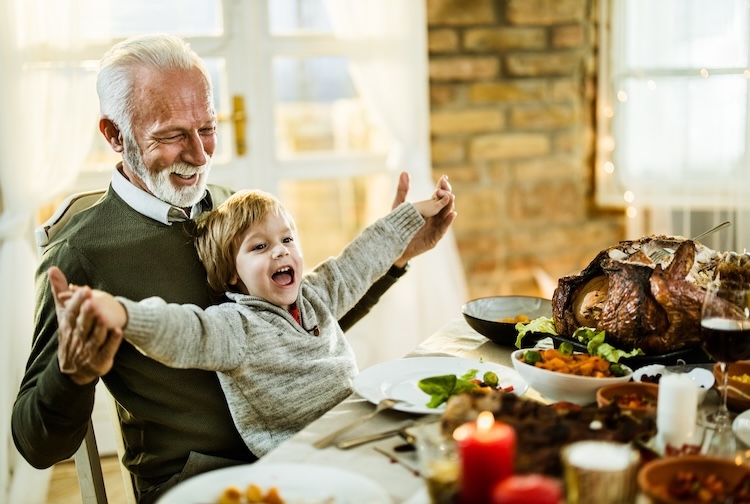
313,398,401,449
649,221,731,264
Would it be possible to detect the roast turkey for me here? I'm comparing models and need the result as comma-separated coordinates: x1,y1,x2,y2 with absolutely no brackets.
552,236,750,354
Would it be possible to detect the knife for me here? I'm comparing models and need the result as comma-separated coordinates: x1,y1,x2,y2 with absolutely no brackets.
335,422,414,449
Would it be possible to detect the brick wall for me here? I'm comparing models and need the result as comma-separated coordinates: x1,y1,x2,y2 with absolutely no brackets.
427,0,624,299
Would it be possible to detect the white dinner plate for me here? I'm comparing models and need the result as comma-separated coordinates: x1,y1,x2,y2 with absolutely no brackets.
733,410,750,447
157,463,391,504
353,356,528,415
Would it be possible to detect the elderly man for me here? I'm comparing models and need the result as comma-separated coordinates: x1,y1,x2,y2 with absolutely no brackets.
12,34,455,503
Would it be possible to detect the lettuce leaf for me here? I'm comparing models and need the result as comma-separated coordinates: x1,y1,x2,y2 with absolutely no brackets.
514,316,557,348
572,326,644,362
417,368,480,408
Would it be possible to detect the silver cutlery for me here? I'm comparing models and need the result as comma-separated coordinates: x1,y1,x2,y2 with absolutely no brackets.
313,398,401,449
373,446,421,476
335,421,414,449
649,221,731,263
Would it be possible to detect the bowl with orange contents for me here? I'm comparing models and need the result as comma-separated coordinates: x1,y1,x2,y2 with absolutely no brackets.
510,348,633,405
596,382,659,417
713,360,750,412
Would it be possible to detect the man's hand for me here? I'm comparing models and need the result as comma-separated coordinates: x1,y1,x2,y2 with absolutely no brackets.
392,172,457,268
48,267,123,385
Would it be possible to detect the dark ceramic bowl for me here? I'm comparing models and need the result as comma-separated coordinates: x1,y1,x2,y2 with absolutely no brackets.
638,455,750,504
462,296,552,347
596,382,659,417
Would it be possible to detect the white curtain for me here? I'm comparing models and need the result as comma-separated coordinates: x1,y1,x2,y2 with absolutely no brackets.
325,0,468,369
1,1,100,501
606,0,750,206
600,0,750,248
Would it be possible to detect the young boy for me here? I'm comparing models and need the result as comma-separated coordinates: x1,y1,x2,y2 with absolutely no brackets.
49,185,453,457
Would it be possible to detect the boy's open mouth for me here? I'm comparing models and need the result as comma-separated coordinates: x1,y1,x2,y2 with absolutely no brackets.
272,266,295,286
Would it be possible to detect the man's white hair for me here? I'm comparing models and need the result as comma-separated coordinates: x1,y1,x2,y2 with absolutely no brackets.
96,33,213,138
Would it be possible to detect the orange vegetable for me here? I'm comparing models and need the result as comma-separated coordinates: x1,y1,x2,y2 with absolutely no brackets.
526,349,617,377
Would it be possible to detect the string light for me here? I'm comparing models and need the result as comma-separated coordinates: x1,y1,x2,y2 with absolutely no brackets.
626,206,638,218
617,90,628,102
600,135,615,152
604,161,615,174
623,191,634,203
700,68,709,78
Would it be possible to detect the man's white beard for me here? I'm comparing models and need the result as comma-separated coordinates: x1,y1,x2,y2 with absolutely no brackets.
124,136,212,208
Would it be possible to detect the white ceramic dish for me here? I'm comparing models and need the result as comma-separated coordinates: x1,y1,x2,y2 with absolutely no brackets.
510,349,633,405
633,363,715,404
733,409,750,447
353,356,528,415
156,463,391,504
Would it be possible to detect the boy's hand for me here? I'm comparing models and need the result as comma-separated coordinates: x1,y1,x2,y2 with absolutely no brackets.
48,266,124,385
393,174,457,267
412,176,454,218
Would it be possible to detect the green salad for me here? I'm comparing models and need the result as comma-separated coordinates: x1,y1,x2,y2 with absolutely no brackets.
417,369,505,408
514,316,644,363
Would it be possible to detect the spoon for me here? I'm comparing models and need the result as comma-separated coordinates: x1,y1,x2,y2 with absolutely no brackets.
649,221,731,263
313,398,402,449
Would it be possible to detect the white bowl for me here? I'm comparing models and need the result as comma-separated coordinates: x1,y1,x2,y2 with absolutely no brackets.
633,364,714,404
510,349,633,405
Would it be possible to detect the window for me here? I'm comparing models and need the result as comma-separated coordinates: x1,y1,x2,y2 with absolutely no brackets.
597,0,750,250
24,0,397,268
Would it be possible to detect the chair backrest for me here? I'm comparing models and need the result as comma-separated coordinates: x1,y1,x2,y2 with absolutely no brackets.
35,189,106,255
36,189,136,504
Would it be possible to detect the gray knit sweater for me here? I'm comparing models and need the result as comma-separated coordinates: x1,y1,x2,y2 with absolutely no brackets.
119,202,424,457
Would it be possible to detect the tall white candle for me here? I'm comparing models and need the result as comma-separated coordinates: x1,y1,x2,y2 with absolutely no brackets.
657,373,698,452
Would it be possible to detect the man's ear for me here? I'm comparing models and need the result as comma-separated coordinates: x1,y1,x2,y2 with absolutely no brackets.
100,118,124,153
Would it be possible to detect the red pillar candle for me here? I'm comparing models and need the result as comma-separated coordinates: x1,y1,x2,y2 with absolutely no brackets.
453,411,516,504
491,474,563,504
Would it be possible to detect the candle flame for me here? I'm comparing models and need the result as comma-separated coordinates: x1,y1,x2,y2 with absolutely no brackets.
477,411,495,432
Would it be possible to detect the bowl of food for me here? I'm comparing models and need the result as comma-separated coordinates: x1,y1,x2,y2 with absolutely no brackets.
462,296,552,347
638,455,750,503
713,360,750,412
634,364,714,404
510,348,633,405
596,382,659,417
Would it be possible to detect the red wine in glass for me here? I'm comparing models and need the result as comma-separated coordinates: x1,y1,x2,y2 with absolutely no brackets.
701,317,750,363
700,279,750,458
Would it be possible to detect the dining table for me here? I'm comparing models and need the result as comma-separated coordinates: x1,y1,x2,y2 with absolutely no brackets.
252,317,660,503
210,317,743,504
257,316,512,503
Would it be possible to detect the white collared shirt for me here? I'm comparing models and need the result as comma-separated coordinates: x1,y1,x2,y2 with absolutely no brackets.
111,166,213,224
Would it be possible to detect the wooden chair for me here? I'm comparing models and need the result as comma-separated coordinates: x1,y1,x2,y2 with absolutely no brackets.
35,190,106,255
36,189,137,504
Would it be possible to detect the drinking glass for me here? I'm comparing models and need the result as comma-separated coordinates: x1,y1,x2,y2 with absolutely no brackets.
700,279,750,457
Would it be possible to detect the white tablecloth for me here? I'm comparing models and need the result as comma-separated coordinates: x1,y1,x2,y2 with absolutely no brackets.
255,317,731,503
256,317,543,503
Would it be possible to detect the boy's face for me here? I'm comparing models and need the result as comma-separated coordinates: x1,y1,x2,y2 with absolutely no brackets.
230,211,303,310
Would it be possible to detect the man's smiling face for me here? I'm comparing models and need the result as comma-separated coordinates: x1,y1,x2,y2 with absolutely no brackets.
123,66,216,207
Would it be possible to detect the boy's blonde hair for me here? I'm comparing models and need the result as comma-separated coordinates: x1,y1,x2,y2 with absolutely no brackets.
195,189,295,296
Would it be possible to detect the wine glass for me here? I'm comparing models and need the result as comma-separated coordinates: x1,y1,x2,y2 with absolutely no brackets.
700,278,750,457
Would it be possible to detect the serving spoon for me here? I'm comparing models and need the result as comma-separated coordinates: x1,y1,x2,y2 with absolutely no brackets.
313,398,402,449
649,221,731,263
